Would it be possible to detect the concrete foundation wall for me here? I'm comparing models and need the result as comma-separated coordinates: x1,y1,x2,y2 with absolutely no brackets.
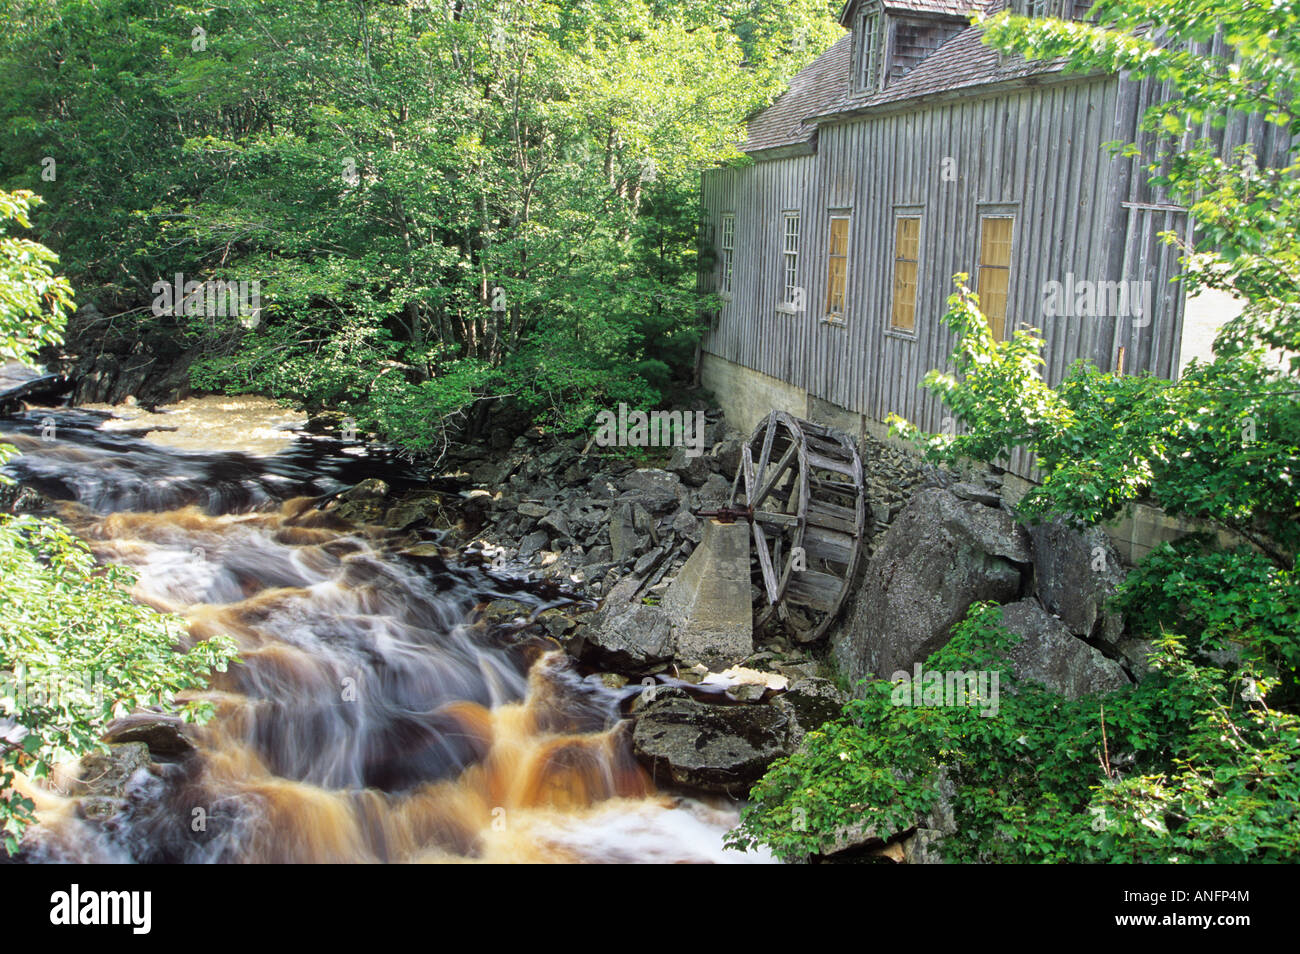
701,352,806,436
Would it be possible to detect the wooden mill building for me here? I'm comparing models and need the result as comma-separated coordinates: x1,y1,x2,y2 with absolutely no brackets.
699,0,1290,478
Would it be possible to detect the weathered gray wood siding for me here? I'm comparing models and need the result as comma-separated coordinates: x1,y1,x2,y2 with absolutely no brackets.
701,154,817,389
702,68,1292,480
1099,46,1295,378
705,76,1128,450
702,24,1297,484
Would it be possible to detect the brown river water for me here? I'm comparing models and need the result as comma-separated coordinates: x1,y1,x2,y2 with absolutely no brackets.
1,400,770,863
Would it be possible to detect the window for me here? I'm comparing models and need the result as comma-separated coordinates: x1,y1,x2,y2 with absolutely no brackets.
825,214,850,321
891,215,920,332
977,215,1014,340
858,12,880,91
720,213,735,296
1026,0,1065,16
780,212,801,311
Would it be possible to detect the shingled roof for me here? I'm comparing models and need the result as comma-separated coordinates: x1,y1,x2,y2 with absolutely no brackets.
849,0,983,19
812,22,1071,122
742,34,854,155
741,0,1082,155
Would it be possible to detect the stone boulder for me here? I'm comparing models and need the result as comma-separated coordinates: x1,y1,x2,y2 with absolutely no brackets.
997,599,1131,699
619,468,683,499
64,742,154,798
660,518,753,667
832,488,1030,687
102,713,194,760
609,502,650,564
332,479,390,524
902,828,947,864
517,529,549,558
383,493,445,530
665,446,712,486
568,602,675,672
631,695,792,794
1116,636,1157,680
1028,518,1126,650
693,472,732,505
711,438,744,479
769,677,846,744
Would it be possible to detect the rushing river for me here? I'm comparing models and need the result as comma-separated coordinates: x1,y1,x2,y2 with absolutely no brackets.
1,401,768,863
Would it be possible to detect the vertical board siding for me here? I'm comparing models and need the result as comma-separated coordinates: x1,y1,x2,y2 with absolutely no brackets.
701,68,1287,480
704,155,826,390
706,76,1127,442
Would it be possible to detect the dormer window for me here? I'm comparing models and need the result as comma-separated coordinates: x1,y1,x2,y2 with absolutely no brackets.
856,4,882,93
1022,0,1069,16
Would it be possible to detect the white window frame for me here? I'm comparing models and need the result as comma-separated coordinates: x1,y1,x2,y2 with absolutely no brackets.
777,211,801,313
720,213,735,298
858,10,881,92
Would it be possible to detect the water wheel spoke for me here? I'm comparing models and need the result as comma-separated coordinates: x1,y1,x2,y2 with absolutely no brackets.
738,442,755,504
751,441,799,505
751,521,781,604
728,453,745,507
752,410,779,495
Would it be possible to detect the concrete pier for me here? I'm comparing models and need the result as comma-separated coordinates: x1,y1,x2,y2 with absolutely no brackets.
662,518,753,666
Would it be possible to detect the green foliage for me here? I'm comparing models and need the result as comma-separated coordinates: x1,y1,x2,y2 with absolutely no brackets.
1084,654,1300,863
891,285,1300,556
731,605,1300,863
1115,539,1300,695
0,0,839,449
0,516,236,854
0,189,70,363
886,274,1078,472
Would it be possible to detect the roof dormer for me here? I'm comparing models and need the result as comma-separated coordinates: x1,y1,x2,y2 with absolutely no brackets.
1012,0,1084,17
841,0,979,96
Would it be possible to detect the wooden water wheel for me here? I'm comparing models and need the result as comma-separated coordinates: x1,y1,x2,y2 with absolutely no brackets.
727,411,865,643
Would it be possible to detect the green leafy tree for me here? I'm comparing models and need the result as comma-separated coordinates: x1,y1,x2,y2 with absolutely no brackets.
730,605,1299,863
0,0,841,450
0,189,69,361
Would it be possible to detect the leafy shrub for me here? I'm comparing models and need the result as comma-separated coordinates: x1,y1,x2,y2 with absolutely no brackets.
0,516,236,853
730,605,1300,863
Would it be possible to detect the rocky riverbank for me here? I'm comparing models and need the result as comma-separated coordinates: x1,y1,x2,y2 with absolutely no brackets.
332,399,1152,863
284,400,966,861
4,390,1154,863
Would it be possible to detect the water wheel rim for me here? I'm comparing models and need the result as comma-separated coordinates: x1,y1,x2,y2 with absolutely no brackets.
731,410,864,642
